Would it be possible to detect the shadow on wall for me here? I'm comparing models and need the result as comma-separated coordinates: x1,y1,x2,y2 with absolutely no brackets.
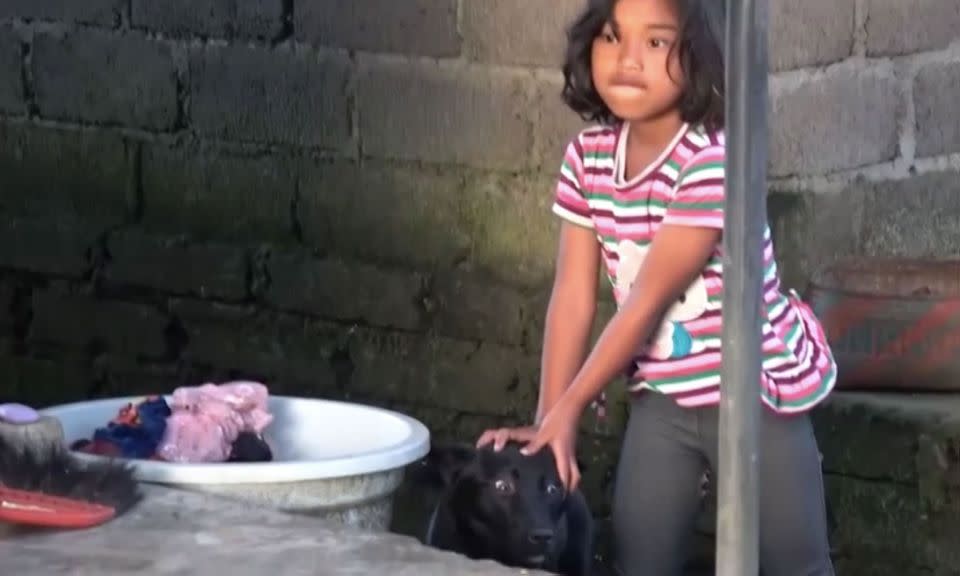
0,1,634,566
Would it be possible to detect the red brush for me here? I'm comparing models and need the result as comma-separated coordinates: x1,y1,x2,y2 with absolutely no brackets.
0,404,142,530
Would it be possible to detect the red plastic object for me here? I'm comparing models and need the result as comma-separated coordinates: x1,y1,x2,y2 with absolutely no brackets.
0,485,116,529
805,258,960,391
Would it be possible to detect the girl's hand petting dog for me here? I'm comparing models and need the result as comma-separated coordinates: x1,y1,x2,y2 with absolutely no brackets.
519,397,582,492
476,396,583,492
475,425,539,452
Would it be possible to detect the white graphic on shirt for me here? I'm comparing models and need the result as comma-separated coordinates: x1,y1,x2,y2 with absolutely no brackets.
615,239,709,360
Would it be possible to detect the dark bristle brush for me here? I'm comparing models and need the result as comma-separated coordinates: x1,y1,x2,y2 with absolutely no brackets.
0,403,142,529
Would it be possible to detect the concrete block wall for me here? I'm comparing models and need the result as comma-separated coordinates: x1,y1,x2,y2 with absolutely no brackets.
765,0,960,289
0,1,958,574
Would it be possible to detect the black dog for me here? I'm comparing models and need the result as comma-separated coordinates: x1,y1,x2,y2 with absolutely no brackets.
417,442,594,576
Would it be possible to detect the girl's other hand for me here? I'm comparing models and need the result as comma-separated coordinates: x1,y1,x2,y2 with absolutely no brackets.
520,398,582,492
476,425,539,452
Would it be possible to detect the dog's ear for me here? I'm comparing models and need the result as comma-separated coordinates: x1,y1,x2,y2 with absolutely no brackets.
411,442,477,491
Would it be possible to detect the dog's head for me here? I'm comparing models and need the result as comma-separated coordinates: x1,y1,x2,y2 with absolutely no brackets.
420,442,575,569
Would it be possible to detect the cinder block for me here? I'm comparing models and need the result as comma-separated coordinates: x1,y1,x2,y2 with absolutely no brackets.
172,299,340,393
297,159,469,268
0,354,96,407
295,0,459,57
769,0,855,71
914,60,960,158
141,141,297,243
267,252,424,332
357,57,536,170
131,0,285,41
461,0,583,67
0,279,13,334
768,170,960,289
105,230,249,301
0,25,24,115
866,0,960,56
0,0,122,27
0,122,132,227
767,190,866,290
429,270,530,346
300,158,560,289
769,65,901,176
859,170,960,258
0,216,100,277
30,290,169,357
188,44,352,150
32,29,178,131
460,171,560,289
349,330,538,417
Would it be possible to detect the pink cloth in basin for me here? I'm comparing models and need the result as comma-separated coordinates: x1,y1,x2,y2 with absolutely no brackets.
156,381,273,463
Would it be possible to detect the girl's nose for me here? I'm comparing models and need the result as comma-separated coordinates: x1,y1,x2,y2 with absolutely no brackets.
618,41,645,71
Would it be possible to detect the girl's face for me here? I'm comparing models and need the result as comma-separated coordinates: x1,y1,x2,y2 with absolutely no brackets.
591,0,685,124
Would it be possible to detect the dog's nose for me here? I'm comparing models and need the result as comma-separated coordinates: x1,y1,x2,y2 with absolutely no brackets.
528,528,555,545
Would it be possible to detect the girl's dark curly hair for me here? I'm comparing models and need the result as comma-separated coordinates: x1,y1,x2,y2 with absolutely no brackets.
561,0,726,131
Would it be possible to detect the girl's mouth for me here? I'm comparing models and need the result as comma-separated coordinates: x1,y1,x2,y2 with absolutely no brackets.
610,75,648,90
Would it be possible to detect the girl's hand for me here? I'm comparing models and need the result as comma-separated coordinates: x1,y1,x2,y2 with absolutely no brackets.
476,425,539,452
520,397,582,492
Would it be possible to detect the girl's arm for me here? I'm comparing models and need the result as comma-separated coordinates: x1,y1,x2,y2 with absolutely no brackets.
535,220,601,424
522,146,727,489
560,224,721,415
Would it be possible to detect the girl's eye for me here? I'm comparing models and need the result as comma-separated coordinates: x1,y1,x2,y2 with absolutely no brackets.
599,26,618,43
649,38,672,48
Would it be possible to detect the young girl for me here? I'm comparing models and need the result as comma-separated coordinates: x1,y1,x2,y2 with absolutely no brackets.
476,0,837,574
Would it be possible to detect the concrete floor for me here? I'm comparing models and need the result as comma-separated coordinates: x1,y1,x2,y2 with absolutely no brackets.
0,484,544,576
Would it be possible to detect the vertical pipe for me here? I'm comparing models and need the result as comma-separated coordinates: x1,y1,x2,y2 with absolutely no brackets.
716,0,768,574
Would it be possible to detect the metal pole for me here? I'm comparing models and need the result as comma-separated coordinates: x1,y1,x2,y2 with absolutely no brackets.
716,0,768,574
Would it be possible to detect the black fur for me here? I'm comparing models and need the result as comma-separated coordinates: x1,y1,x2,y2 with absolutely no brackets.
227,431,273,462
417,442,594,576
0,435,142,518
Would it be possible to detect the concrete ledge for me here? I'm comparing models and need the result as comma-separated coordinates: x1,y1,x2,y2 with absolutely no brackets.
814,391,960,575
814,390,960,483
0,484,546,575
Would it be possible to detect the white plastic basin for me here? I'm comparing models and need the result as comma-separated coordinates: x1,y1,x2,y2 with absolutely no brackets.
40,395,431,530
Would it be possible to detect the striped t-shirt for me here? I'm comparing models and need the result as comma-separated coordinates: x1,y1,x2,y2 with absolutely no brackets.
552,122,836,413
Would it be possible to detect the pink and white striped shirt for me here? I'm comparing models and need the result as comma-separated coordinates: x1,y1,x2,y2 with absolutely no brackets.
552,122,836,413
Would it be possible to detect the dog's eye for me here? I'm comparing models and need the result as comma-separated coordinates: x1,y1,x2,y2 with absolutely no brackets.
546,483,561,496
494,479,514,494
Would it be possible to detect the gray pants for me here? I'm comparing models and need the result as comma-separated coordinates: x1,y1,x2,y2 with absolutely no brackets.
611,391,834,576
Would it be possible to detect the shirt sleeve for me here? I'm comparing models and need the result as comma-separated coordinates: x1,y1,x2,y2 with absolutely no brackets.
550,136,594,229
662,145,726,230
